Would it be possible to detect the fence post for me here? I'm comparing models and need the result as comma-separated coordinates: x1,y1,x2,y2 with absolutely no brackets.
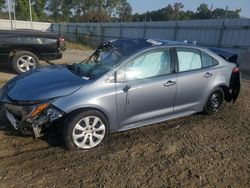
119,23,123,39
75,25,79,42
218,20,225,47
173,21,178,41
87,24,91,46
58,23,61,35
143,22,147,38
78,26,80,43
51,23,53,32
100,23,105,43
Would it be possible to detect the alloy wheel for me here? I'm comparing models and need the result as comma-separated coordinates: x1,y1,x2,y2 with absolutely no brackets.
17,55,36,72
72,116,106,149
208,92,222,112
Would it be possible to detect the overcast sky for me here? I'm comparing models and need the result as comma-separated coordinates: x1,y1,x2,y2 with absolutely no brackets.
128,0,250,18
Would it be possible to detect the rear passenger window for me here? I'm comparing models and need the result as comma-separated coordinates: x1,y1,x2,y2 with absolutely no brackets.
201,52,217,68
177,49,202,72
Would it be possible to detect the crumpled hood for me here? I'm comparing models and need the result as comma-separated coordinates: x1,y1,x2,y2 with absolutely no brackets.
4,65,88,102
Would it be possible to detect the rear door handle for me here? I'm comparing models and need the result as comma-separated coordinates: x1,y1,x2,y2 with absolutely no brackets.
163,80,176,87
203,72,213,78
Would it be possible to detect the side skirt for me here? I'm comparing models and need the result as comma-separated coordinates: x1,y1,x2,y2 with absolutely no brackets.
116,110,198,133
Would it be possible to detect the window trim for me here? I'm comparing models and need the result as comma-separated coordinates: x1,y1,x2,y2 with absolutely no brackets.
174,47,219,73
200,51,219,68
176,47,202,73
115,47,174,83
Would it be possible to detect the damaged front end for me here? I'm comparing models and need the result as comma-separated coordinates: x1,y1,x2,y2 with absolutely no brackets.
3,100,64,137
0,65,86,137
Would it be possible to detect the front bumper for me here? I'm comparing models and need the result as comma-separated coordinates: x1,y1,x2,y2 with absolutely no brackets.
3,103,64,137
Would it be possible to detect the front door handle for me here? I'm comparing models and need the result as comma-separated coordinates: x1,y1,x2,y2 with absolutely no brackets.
123,84,131,92
203,72,213,78
163,80,176,87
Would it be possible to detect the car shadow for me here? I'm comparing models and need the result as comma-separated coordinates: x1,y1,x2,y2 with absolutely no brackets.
0,122,64,148
0,63,16,74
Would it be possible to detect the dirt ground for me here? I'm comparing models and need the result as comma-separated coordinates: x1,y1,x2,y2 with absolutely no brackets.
0,80,249,187
0,49,250,187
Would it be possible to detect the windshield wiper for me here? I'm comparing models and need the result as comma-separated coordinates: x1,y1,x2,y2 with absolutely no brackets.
79,41,117,64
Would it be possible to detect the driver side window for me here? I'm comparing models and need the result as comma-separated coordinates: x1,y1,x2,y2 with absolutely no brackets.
116,49,171,82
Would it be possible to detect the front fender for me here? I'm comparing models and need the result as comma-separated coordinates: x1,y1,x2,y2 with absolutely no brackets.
52,82,118,132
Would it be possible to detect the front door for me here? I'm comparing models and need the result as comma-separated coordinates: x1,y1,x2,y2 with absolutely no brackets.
115,48,177,128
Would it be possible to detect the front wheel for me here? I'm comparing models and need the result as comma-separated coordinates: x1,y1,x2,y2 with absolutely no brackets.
203,88,224,115
63,110,108,150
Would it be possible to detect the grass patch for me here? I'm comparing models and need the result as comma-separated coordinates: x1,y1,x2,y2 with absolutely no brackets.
66,41,93,51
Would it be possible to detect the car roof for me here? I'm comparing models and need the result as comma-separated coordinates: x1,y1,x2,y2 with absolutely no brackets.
110,38,196,56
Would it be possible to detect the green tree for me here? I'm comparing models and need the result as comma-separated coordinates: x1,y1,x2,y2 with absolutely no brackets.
33,0,47,21
116,0,132,22
106,0,118,17
0,0,7,19
165,4,174,20
196,3,211,19
0,0,5,10
46,0,73,22
131,2,242,22
173,2,184,20
70,0,132,22
71,0,106,22
15,0,38,21
212,8,241,19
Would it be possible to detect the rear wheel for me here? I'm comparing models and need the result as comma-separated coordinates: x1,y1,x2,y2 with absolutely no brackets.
12,51,39,74
63,110,108,150
203,88,224,114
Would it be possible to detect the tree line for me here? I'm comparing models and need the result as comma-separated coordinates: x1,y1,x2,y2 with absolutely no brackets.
135,3,241,22
0,1,242,22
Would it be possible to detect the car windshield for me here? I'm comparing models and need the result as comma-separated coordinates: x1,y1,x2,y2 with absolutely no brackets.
69,47,123,80
68,39,158,80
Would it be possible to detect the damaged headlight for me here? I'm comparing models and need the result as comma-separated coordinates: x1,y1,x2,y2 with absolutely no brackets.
46,107,64,121
23,102,64,122
30,103,50,117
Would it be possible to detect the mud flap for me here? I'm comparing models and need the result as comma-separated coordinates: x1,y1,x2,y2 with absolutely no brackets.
229,72,241,103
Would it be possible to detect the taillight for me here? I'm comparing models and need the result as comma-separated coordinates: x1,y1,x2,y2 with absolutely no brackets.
232,67,240,74
59,37,65,43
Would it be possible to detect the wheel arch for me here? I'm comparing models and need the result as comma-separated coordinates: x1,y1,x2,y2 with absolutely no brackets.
9,48,41,60
65,107,111,130
211,83,231,102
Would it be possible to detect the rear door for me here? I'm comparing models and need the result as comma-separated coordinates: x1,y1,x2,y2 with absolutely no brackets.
115,48,177,128
174,48,218,112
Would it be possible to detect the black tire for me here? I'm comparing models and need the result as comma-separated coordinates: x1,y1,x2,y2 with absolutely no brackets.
11,51,39,74
62,110,109,150
203,88,224,115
